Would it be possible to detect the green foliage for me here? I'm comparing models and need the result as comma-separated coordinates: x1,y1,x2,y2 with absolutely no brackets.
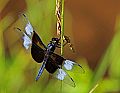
87,16,120,93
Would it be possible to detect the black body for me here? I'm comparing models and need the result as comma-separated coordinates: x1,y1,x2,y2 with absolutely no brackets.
31,31,65,74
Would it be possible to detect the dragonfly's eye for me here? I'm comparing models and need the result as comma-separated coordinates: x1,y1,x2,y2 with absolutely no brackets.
52,38,55,41
52,38,58,41
52,38,59,43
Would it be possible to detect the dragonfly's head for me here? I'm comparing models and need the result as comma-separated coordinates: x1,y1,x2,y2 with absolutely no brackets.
51,38,59,44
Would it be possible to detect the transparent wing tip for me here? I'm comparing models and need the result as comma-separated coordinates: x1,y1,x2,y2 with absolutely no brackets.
69,77,76,87
78,64,85,73
64,60,85,74
54,69,76,87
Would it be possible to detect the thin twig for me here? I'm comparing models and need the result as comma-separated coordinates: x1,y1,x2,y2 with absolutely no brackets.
55,0,64,55
60,0,64,55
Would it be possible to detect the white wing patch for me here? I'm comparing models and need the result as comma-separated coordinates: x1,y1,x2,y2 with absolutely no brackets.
16,14,33,50
23,15,33,49
53,68,76,87
23,33,32,49
56,69,67,80
63,60,75,70
25,22,33,36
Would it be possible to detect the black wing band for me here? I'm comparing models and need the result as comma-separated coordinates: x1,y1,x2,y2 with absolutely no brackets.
32,31,46,49
31,43,44,63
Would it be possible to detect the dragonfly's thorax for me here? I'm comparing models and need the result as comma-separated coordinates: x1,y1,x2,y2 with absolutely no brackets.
47,38,59,52
47,42,56,53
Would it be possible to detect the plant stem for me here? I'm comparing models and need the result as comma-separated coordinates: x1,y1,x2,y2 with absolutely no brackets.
61,0,64,56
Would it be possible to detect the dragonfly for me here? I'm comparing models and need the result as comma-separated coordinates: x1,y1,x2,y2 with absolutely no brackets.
16,14,84,87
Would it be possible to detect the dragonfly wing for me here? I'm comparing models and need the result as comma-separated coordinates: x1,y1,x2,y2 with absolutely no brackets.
22,33,32,49
31,31,47,63
25,22,33,36
32,31,46,49
45,57,59,74
31,43,44,63
23,14,33,36
45,54,75,87
50,53,84,73
63,60,85,74
50,53,65,65
53,68,76,87
21,14,46,50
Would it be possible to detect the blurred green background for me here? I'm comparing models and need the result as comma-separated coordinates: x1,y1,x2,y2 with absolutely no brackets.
0,0,120,93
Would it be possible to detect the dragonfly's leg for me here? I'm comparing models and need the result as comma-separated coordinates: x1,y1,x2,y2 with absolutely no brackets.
56,36,68,48
56,35,75,52
64,36,75,52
